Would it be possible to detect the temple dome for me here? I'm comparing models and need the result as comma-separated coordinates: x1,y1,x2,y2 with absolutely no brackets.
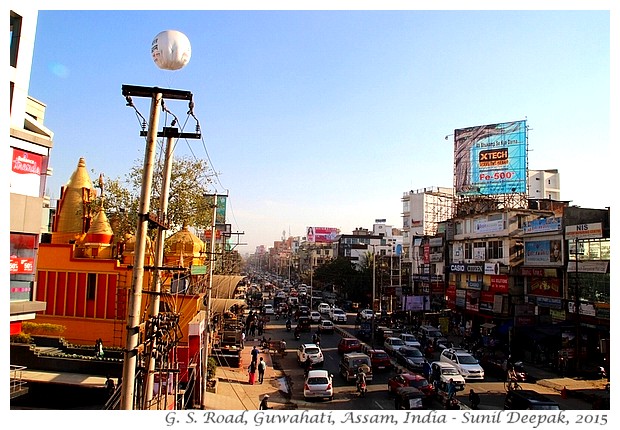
52,158,97,243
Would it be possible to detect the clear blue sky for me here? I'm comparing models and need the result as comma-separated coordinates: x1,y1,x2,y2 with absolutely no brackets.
26,3,614,254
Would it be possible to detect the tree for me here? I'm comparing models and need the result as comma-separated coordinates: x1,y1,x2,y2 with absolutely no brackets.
94,156,217,241
312,257,368,302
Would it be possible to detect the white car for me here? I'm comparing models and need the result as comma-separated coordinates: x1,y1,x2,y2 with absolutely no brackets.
263,304,275,315
317,303,331,314
383,336,406,355
358,309,374,320
430,361,466,391
297,343,324,366
309,311,321,323
399,333,422,348
303,369,333,401
439,348,485,380
329,308,347,323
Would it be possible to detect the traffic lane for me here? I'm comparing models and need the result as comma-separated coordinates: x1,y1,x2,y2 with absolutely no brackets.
275,321,399,410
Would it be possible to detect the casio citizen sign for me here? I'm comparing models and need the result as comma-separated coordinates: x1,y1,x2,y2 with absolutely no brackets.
451,264,466,272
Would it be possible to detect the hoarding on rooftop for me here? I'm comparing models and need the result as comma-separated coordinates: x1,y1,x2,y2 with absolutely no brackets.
453,120,527,196
306,226,339,243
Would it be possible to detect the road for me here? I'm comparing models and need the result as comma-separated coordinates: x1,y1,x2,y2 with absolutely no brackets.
266,311,593,411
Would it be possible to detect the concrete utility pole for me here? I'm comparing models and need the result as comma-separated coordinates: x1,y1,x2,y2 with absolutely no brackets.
121,89,162,410
143,128,174,408
120,85,198,410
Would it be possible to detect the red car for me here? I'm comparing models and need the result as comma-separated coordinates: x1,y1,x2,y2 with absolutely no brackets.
387,373,435,399
338,337,362,354
366,349,393,370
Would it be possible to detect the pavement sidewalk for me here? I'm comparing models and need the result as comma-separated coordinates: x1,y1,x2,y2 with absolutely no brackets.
204,339,291,410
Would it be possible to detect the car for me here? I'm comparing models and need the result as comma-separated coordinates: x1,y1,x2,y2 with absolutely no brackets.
504,389,560,410
317,303,331,314
387,373,435,399
394,386,427,410
297,343,324,367
399,333,422,348
365,349,392,370
303,369,333,401
394,346,426,372
317,319,334,334
295,306,310,320
440,348,485,380
309,311,321,323
338,337,362,354
329,308,347,323
339,352,373,382
355,321,372,341
417,325,448,347
263,304,275,315
357,309,374,320
296,316,312,332
429,361,466,392
384,337,406,355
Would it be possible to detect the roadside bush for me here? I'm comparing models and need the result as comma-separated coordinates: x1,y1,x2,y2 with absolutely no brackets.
21,322,66,336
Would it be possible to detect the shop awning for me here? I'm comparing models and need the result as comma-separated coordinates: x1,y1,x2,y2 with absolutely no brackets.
210,298,247,314
211,275,246,299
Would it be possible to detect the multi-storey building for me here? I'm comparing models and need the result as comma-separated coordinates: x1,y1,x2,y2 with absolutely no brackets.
9,8,50,335
528,169,561,201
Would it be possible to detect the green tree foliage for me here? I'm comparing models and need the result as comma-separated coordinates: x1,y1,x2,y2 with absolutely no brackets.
95,155,216,240
312,257,370,303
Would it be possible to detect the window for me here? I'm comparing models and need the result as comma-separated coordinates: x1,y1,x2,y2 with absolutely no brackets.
487,240,504,259
464,242,473,260
87,273,97,300
10,12,22,68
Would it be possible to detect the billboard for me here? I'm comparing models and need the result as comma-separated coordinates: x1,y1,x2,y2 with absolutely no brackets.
453,120,527,196
306,226,340,243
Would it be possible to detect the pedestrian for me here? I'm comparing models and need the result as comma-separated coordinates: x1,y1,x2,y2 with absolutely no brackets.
248,360,257,385
259,394,272,410
469,389,480,409
95,338,104,359
258,357,267,384
241,332,245,349
105,375,115,397
422,359,431,380
447,378,457,402
250,345,259,364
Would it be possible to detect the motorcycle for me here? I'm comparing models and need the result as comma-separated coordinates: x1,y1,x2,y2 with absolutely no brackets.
286,320,292,332
356,381,367,397
294,330,301,341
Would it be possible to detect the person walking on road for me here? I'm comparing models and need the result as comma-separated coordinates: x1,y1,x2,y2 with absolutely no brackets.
259,394,272,410
447,378,457,402
469,389,480,409
258,357,267,384
248,360,257,385
250,345,259,364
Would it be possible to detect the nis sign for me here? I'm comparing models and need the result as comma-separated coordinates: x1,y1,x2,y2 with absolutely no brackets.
565,222,603,240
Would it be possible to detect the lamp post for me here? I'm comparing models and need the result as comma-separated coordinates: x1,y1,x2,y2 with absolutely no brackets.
370,244,376,349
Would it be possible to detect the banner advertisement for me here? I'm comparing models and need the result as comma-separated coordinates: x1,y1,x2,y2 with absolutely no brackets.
215,195,227,225
10,256,35,274
453,120,527,196
528,277,561,297
524,239,563,266
523,217,562,234
565,222,603,240
11,149,45,197
306,226,339,243
490,275,509,293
